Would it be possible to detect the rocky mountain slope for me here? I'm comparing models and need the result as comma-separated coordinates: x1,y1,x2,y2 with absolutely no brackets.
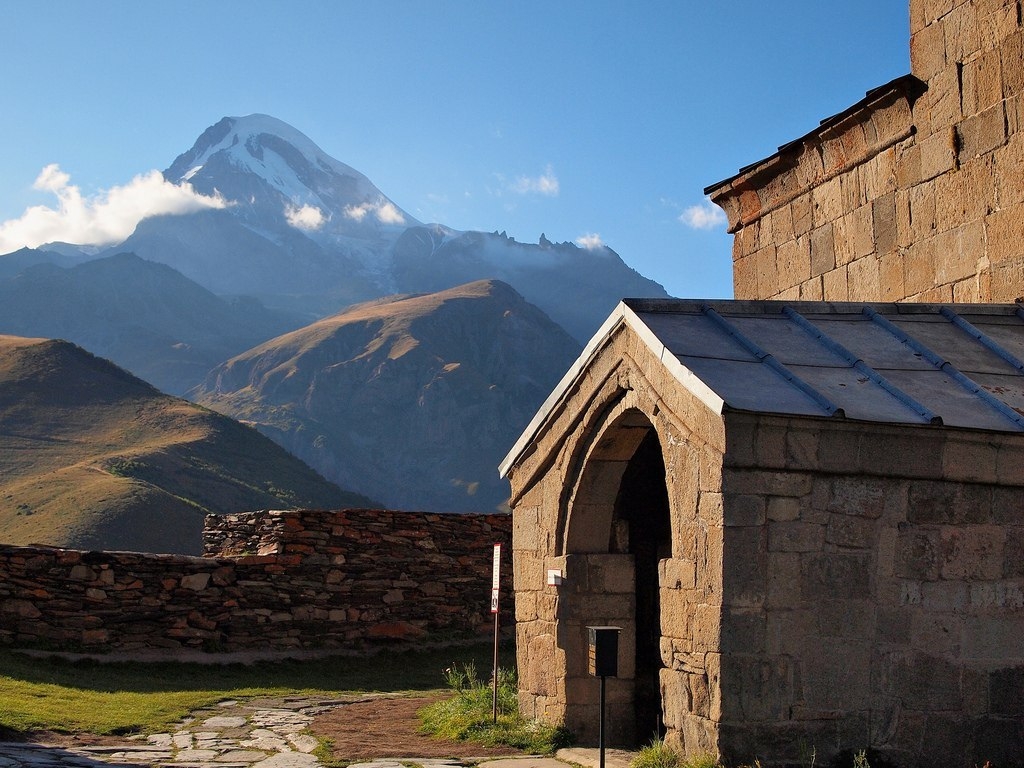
0,335,373,554
192,280,581,512
0,251,303,395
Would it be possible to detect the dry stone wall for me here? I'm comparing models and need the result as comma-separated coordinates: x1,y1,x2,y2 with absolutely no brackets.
0,509,512,653
709,0,1024,305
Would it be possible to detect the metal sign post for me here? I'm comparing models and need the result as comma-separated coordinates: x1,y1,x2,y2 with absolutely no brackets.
587,626,620,768
491,543,501,724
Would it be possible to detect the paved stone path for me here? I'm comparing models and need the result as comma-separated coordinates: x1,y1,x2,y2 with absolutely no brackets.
0,695,348,767
0,697,623,768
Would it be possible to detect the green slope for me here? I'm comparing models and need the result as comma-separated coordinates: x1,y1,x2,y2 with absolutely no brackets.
0,335,375,554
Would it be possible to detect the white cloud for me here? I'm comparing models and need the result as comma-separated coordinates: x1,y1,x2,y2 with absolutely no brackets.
284,202,326,231
375,200,406,225
510,165,559,196
0,164,229,252
576,233,605,250
343,198,406,226
679,198,727,230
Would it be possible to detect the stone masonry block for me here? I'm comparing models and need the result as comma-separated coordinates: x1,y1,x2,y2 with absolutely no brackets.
799,276,824,300
798,639,873,710
776,237,810,291
944,2,981,67
959,102,1009,158
826,514,877,549
812,176,844,225
860,428,945,477
896,527,943,580
935,221,987,286
879,250,908,300
908,180,939,242
939,526,1006,580
767,496,801,522
812,475,904,519
754,245,780,299
773,202,795,243
952,275,983,301
908,480,991,525
816,598,876,639
848,253,882,300
1002,29,1024,98
942,435,999,483
873,191,898,254
801,552,872,600
911,21,948,83
769,521,825,553
766,551,802,610
792,194,813,236
724,469,813,498
919,129,959,181
989,258,1024,301
659,557,697,590
963,616,1024,660
995,132,1024,205
833,212,857,267
726,494,766,527
822,265,850,301
962,48,1005,116
810,221,836,277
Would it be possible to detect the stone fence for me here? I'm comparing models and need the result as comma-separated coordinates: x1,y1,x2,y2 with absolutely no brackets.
0,509,512,653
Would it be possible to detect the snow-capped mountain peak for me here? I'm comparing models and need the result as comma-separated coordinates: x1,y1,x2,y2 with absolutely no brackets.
164,114,418,240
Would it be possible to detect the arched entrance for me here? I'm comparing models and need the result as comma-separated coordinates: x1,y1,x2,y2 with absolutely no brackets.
611,429,671,743
558,407,671,746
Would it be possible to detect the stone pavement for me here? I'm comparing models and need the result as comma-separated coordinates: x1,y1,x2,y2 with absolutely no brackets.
0,695,632,768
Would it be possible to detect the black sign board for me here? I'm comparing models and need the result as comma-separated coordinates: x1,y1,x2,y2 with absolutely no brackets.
587,625,620,677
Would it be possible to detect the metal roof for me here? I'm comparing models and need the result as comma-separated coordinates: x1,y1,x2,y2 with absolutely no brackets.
499,299,1024,477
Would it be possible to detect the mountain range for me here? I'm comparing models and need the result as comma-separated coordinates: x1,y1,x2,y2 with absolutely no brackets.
0,114,669,548
192,279,581,512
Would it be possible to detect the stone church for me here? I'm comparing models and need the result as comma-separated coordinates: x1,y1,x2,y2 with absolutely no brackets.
500,1,1024,766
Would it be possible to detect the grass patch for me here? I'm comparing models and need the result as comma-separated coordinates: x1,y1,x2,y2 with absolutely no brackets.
630,739,721,768
418,661,571,754
0,642,498,737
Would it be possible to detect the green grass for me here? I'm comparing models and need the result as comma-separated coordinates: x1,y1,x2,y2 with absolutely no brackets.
0,642,498,737
418,661,571,754
630,739,723,768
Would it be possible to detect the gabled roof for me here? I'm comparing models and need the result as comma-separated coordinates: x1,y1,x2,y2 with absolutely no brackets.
499,299,1024,476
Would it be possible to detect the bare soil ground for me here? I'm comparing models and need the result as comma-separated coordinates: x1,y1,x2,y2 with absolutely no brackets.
310,693,529,761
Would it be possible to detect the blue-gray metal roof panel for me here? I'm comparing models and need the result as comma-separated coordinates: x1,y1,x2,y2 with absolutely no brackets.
624,299,1024,433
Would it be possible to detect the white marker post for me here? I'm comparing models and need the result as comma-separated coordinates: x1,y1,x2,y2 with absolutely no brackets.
491,542,501,724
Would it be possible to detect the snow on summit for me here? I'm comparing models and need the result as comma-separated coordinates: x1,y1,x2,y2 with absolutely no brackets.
164,114,418,237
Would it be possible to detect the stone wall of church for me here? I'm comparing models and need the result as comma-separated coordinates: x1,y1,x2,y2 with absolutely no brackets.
716,413,1024,767
709,0,1024,305
507,322,727,749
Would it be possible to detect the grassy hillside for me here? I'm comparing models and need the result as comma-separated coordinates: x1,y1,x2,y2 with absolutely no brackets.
0,335,374,554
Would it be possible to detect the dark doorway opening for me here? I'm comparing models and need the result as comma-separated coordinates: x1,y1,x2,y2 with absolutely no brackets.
611,428,670,745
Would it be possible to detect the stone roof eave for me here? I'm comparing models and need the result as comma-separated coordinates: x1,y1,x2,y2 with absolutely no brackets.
497,301,725,479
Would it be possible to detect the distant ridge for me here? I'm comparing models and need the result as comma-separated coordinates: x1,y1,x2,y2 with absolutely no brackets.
192,279,582,512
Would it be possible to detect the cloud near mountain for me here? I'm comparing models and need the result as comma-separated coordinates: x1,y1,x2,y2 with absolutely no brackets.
0,164,228,252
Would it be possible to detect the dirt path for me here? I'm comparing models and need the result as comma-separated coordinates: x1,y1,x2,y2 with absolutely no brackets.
310,693,529,761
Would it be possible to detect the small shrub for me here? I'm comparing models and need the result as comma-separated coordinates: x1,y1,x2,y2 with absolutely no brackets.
419,663,570,754
630,739,721,768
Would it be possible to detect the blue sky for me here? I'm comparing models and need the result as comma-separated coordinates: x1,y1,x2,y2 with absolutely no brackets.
1,1,909,299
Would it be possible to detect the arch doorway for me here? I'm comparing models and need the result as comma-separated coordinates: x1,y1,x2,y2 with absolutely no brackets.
560,409,671,746
612,428,671,743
